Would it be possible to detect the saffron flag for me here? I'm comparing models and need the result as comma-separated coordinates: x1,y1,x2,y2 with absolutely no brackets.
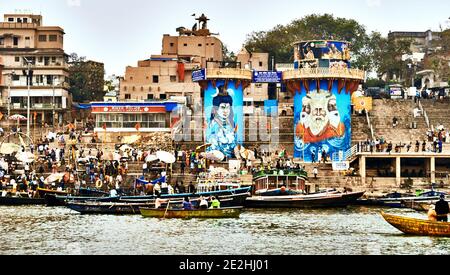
102,123,107,131
135,122,141,131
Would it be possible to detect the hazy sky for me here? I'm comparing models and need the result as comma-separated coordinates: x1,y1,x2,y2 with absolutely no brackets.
1,0,449,75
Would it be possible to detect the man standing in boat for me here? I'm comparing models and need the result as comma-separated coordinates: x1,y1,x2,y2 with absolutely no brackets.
435,194,450,222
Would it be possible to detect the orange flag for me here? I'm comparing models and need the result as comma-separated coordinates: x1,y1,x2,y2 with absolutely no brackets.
102,123,107,131
135,122,141,131
0,112,3,121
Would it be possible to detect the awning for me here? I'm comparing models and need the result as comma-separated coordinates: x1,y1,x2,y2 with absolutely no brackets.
72,103,92,109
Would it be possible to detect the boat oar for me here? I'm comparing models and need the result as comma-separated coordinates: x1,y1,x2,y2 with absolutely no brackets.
163,200,170,219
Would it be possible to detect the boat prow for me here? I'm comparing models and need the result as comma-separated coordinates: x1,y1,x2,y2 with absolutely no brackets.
381,212,450,237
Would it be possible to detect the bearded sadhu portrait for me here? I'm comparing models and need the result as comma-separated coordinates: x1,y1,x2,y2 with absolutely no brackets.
295,90,346,144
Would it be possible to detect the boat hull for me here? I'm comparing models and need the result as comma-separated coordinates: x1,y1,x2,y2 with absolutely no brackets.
245,191,365,209
381,212,450,237
0,196,45,206
140,207,242,219
66,193,250,215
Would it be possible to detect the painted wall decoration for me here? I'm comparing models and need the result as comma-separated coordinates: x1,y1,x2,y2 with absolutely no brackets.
293,79,352,162
204,80,244,158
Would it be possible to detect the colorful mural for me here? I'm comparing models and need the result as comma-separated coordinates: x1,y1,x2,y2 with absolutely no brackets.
204,80,244,158
294,79,352,162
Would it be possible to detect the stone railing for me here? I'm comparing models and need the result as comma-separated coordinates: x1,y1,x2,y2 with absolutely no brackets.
206,68,252,80
283,67,365,80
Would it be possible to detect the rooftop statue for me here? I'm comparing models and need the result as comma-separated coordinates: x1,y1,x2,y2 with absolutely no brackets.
176,14,218,37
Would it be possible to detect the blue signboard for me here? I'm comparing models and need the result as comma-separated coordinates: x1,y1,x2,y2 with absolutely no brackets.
192,69,207,82
252,71,282,83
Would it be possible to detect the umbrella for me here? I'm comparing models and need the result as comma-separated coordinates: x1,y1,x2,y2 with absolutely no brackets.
47,132,57,140
15,151,35,163
0,143,22,155
120,144,133,151
196,143,212,152
201,150,225,162
145,154,158,163
156,151,176,164
45,173,65,183
9,114,27,121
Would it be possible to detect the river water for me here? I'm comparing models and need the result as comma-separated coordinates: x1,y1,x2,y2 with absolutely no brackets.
0,206,449,255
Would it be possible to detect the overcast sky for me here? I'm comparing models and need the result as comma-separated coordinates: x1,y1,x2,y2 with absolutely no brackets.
1,0,449,76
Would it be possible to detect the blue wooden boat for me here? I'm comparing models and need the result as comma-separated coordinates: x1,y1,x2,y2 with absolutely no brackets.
50,187,252,206
66,192,250,215
245,191,365,209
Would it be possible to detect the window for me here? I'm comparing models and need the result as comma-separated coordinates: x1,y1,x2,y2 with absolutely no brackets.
39,35,47,42
15,57,20,62
12,75,20,81
0,38,3,45
124,86,127,92
259,62,263,67
51,57,56,63
38,57,43,63
8,18,14,22
23,18,28,23
141,87,144,92
124,94,131,100
132,87,135,91
183,43,188,47
198,44,202,47
211,43,215,46
147,94,154,100
13,37,18,46
170,76,177,82
49,35,57,42
130,76,133,81
25,37,30,40
170,43,174,47
160,94,167,100
152,75,159,83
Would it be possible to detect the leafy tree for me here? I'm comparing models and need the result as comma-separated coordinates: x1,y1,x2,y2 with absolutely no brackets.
243,14,412,80
244,14,371,69
68,53,105,103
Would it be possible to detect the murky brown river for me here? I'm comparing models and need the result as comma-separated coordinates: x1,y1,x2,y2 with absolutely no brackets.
0,206,449,255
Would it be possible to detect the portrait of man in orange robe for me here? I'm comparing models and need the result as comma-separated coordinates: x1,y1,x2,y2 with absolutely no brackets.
295,90,346,144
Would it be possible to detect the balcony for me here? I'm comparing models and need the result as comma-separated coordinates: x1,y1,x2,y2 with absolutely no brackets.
283,68,366,81
11,103,64,110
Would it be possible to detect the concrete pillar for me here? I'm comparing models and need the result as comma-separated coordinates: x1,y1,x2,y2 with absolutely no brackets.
359,156,366,186
396,157,401,186
431,157,436,184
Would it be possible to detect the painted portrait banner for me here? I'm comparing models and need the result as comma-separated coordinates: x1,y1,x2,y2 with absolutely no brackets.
294,79,352,162
204,80,244,159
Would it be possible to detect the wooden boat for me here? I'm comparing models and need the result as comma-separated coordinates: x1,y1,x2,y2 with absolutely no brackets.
45,194,116,207
37,188,70,198
0,195,45,206
356,191,446,208
67,202,150,215
49,186,252,207
245,191,365,209
381,212,450,237
140,207,242,219
66,192,250,215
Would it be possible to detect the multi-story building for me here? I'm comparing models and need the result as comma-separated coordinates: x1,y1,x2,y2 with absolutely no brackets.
0,13,71,128
388,30,442,54
119,14,223,105
236,48,269,107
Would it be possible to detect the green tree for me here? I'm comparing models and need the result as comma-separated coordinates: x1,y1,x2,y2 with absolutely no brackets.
370,33,411,81
244,14,371,69
68,53,105,103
